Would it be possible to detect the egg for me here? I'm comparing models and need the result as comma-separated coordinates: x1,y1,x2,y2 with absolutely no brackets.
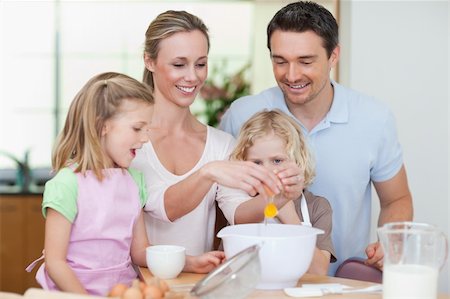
264,202,278,218
263,185,278,218
122,286,143,299
263,184,276,197
143,285,163,299
158,279,170,293
139,281,147,292
108,283,128,297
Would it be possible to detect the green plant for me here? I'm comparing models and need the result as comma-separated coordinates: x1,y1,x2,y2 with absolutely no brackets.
199,62,251,127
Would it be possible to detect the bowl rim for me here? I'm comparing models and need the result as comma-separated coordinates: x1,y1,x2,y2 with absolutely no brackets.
190,244,261,296
218,223,324,239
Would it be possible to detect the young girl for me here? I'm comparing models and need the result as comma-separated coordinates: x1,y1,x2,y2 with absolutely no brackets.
26,72,224,296
229,109,337,275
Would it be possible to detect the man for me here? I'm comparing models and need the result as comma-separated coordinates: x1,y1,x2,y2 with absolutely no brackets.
220,1,413,275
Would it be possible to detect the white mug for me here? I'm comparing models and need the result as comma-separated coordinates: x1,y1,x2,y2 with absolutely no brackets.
146,245,186,279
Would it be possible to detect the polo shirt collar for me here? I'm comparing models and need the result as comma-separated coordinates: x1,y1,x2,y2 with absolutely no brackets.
326,81,348,124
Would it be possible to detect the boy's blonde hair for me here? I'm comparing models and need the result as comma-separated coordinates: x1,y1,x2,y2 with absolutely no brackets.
230,109,315,187
52,72,154,180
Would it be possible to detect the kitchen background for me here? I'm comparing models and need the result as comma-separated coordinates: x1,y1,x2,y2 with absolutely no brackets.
0,0,448,293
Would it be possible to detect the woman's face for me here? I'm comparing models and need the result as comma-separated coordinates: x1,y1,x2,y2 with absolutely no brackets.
145,30,208,107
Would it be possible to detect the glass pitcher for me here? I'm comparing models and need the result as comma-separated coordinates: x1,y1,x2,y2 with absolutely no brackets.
378,222,448,299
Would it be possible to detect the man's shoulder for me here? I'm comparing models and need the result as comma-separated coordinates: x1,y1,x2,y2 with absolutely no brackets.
229,86,283,112
335,82,391,117
337,82,388,107
220,86,284,136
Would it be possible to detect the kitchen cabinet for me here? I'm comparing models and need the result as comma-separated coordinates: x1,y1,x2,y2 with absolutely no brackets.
0,194,45,294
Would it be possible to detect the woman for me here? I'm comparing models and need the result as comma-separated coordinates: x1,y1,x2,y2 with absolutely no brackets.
131,10,303,256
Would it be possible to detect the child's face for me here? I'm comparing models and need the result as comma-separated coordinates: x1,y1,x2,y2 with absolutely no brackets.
101,99,152,168
245,132,291,172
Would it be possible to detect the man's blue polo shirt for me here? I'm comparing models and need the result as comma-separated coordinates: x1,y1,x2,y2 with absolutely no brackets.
220,81,403,275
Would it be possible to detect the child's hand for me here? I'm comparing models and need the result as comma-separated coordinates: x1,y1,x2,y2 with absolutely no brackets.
185,251,225,274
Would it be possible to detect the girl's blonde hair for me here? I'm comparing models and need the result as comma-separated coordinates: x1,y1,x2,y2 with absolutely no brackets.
52,72,154,180
230,109,315,187
142,10,209,91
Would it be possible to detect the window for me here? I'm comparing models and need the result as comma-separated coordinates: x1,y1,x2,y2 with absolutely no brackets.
0,0,338,168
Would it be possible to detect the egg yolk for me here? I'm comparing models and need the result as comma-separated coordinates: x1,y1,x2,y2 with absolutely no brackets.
264,202,278,218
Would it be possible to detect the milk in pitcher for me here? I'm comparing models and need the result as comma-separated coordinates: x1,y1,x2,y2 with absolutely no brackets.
383,264,438,299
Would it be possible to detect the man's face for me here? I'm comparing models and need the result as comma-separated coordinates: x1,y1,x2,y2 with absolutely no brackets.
269,30,339,107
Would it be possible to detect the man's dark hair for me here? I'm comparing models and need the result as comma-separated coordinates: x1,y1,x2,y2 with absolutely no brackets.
267,1,339,57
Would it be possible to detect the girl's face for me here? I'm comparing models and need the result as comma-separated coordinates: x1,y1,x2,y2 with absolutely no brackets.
145,30,208,107
245,132,291,172
101,99,152,168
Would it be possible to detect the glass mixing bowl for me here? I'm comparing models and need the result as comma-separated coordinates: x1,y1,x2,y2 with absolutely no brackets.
190,244,261,299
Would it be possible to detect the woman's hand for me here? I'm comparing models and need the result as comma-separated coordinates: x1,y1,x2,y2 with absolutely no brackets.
184,251,226,274
275,161,304,201
203,160,283,198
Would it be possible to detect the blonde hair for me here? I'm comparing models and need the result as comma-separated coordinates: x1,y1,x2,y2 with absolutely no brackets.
230,109,315,187
52,72,154,180
142,10,209,91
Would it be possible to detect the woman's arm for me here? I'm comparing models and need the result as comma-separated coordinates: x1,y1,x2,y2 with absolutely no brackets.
164,160,282,221
44,208,87,294
130,211,150,267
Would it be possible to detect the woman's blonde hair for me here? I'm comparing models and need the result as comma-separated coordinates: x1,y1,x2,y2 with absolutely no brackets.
52,72,154,180
230,109,315,187
142,10,209,91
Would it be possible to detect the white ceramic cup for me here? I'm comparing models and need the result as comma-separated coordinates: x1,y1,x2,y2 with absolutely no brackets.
146,245,186,279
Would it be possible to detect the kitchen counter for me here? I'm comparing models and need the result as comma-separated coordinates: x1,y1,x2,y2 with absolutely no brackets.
137,266,450,299
3,269,449,298
0,185,44,195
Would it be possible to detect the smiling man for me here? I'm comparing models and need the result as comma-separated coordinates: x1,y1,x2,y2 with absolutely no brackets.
220,1,413,276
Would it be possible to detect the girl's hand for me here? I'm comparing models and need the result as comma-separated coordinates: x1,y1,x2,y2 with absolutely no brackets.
184,251,225,274
275,161,304,201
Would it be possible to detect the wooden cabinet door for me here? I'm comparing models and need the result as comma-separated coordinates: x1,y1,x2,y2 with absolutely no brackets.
0,197,26,293
0,195,44,294
24,196,45,290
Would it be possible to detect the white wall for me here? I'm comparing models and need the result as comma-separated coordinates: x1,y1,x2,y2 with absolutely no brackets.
340,0,449,292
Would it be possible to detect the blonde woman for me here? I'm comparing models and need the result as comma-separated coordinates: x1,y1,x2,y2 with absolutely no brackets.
230,109,336,275
132,10,304,256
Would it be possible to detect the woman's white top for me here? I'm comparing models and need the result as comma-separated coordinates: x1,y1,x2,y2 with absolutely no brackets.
131,126,250,255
